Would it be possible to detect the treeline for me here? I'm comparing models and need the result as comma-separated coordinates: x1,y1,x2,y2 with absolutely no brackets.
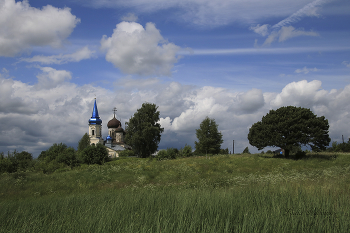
154,146,230,161
0,133,111,174
326,140,350,152
0,150,33,173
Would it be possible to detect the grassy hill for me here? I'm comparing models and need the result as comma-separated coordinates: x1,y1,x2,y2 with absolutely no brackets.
1,153,350,232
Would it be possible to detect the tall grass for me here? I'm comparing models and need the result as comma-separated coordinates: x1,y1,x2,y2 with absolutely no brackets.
1,153,350,232
1,185,349,232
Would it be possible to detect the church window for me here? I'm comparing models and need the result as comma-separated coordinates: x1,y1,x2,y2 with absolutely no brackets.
92,130,95,136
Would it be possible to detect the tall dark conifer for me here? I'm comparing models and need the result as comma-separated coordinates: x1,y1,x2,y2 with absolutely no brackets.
195,117,223,155
125,103,164,158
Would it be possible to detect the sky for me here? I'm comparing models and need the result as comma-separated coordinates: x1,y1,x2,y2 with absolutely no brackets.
1,0,350,157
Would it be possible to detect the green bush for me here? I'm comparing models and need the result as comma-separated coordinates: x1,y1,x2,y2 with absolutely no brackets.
219,148,229,154
242,147,250,154
118,150,135,157
166,148,178,159
155,150,168,161
0,154,14,173
81,144,109,165
34,159,67,174
57,148,78,167
38,143,68,162
180,145,193,157
0,151,33,173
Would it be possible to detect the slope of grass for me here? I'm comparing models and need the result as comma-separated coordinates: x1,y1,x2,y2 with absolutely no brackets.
1,153,350,232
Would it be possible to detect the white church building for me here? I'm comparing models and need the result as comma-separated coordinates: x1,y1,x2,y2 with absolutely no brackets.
88,99,132,158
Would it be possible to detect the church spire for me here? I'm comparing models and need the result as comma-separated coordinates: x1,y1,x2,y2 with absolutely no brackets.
113,107,117,118
92,98,100,118
88,98,102,125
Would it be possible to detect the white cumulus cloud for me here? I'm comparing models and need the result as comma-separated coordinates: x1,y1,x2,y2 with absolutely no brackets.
271,80,328,108
238,88,265,113
0,0,80,57
100,22,181,76
35,67,72,90
121,13,138,22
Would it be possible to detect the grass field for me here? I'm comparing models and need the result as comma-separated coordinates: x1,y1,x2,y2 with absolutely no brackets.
1,153,350,232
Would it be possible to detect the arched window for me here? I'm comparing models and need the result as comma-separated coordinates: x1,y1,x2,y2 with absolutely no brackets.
92,130,95,136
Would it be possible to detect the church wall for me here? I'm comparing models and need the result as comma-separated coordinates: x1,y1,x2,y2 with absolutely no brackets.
116,132,123,143
89,124,103,145
106,147,119,158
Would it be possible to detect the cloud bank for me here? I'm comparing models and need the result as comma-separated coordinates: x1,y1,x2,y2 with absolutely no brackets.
1,72,350,157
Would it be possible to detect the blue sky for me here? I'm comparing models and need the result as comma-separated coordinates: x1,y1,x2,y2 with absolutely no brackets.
1,0,350,157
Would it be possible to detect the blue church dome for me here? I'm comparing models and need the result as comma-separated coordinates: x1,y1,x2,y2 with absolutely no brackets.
88,99,102,125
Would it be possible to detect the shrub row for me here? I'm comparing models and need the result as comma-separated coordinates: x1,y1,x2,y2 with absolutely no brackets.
155,145,193,160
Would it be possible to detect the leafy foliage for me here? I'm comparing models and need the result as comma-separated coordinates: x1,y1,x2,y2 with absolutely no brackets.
219,148,229,154
38,143,68,162
78,133,90,153
327,140,350,152
118,150,135,157
37,143,78,173
155,148,178,160
125,103,164,158
195,117,223,155
0,150,33,173
81,144,109,165
180,145,193,157
166,148,178,159
248,106,331,157
242,147,250,154
155,150,168,161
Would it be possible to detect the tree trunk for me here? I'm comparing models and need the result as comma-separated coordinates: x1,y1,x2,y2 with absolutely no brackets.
284,149,290,158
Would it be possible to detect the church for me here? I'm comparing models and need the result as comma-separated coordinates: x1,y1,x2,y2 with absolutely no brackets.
88,98,132,158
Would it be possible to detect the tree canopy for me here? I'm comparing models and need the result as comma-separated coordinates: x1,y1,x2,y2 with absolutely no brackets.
78,133,90,153
195,117,223,155
38,143,78,168
248,106,331,157
125,103,164,158
80,144,109,165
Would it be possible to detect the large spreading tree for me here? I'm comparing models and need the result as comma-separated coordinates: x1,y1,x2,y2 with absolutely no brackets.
125,103,164,158
195,116,223,155
248,106,331,157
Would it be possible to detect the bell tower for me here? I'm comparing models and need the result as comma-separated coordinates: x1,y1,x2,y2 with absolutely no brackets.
88,98,104,145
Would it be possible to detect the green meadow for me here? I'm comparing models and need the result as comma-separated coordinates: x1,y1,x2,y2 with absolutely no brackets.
1,153,350,232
